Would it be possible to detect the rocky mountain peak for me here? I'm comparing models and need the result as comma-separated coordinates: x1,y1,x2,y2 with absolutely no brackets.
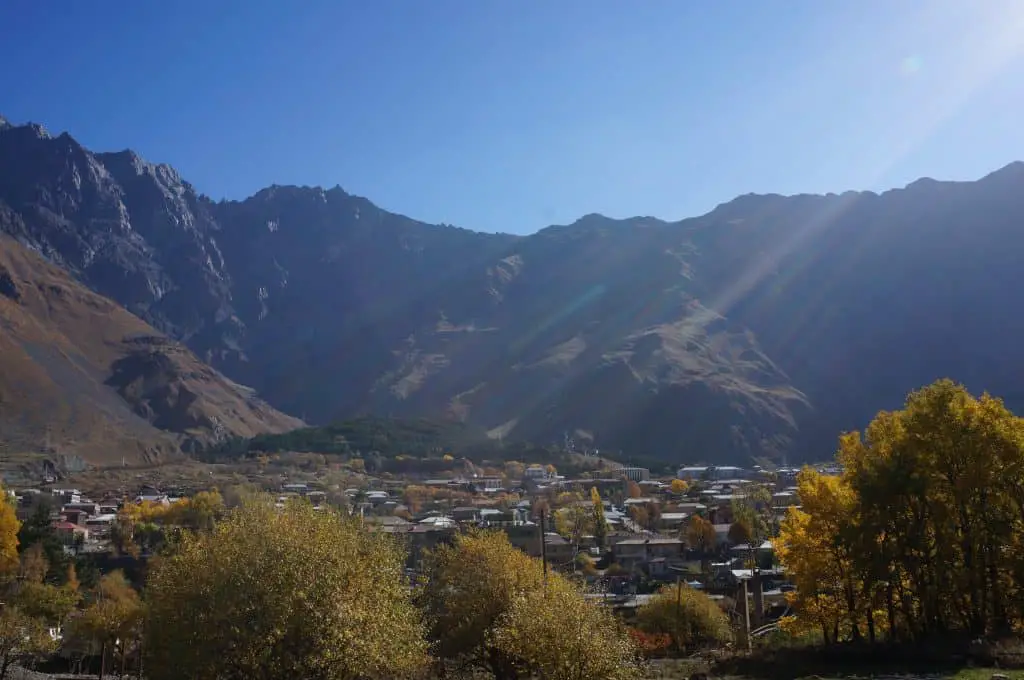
4,119,1024,464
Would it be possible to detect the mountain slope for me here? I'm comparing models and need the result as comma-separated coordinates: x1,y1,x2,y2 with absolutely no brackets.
0,230,302,464
3,116,1024,464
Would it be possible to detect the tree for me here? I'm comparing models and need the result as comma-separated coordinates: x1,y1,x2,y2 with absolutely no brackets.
493,574,642,680
777,379,1024,644
0,606,55,680
591,487,608,550
69,571,143,679
670,479,688,495
168,490,225,532
628,505,649,531
636,583,732,653
16,503,68,583
421,530,546,678
626,481,642,499
555,504,594,550
645,502,662,532
13,547,80,628
0,486,19,578
421,530,639,679
145,498,427,680
685,515,717,575
727,518,752,547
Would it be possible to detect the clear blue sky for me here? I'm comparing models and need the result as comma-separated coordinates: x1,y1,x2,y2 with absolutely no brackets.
2,0,1023,234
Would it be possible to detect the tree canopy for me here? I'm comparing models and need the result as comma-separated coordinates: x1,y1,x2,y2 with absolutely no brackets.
778,379,1024,642
420,530,640,679
145,498,428,680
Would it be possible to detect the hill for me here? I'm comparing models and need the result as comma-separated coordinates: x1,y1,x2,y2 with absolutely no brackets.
0,231,302,465
4,116,1024,463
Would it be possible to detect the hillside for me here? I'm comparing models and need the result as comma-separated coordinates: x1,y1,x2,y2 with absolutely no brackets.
0,231,302,465
3,116,1024,463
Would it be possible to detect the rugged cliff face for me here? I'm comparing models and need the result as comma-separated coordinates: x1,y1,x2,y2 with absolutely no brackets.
0,231,302,464
4,116,1024,464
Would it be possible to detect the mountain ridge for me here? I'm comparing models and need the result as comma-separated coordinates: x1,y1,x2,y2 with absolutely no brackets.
3,114,1024,464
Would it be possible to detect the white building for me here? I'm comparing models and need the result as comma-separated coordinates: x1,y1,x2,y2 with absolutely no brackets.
621,467,651,482
677,465,749,481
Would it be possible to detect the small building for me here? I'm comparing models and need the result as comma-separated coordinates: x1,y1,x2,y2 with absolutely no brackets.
52,522,89,546
621,467,651,483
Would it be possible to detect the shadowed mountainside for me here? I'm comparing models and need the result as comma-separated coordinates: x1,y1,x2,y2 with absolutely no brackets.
3,115,1024,463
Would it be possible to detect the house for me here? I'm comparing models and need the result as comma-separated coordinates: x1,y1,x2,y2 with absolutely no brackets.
712,523,732,545
474,477,503,492
135,494,171,506
613,538,684,570
620,467,650,482
676,466,749,481
52,522,89,546
656,512,688,532
503,525,541,557
543,533,575,566
623,497,656,507
524,466,548,481
83,514,117,538
451,506,479,522
63,502,100,517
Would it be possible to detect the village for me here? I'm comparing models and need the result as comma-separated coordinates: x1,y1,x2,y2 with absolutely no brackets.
7,457,843,647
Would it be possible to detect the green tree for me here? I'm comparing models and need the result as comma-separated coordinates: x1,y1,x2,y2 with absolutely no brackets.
16,502,69,583
145,498,427,680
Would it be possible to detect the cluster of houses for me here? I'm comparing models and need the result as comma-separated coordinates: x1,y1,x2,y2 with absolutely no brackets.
8,485,176,554
5,460,837,630
355,462,832,626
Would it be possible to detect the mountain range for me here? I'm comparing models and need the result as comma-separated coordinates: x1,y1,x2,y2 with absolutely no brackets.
2,113,1024,465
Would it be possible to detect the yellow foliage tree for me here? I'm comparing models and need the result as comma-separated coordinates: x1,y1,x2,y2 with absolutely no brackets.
0,485,19,579
779,379,1024,643
145,498,427,680
670,478,688,495
494,574,642,680
421,530,640,679
69,571,144,677
635,583,732,652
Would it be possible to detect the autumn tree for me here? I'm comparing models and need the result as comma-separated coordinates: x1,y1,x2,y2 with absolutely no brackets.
0,486,18,577
626,480,642,498
421,530,640,679
670,478,688,495
145,498,427,680
555,504,594,550
0,607,55,680
69,571,143,679
777,379,1024,644
493,574,642,680
727,517,752,547
628,505,649,531
166,490,225,532
636,583,732,653
591,487,608,550
685,515,717,575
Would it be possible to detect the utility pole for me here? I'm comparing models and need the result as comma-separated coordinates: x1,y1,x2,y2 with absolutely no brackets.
539,509,548,590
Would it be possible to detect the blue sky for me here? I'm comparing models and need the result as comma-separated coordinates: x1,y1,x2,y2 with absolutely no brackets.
2,0,1023,234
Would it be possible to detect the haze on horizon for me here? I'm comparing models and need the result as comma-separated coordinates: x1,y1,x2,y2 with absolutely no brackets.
2,0,1023,234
